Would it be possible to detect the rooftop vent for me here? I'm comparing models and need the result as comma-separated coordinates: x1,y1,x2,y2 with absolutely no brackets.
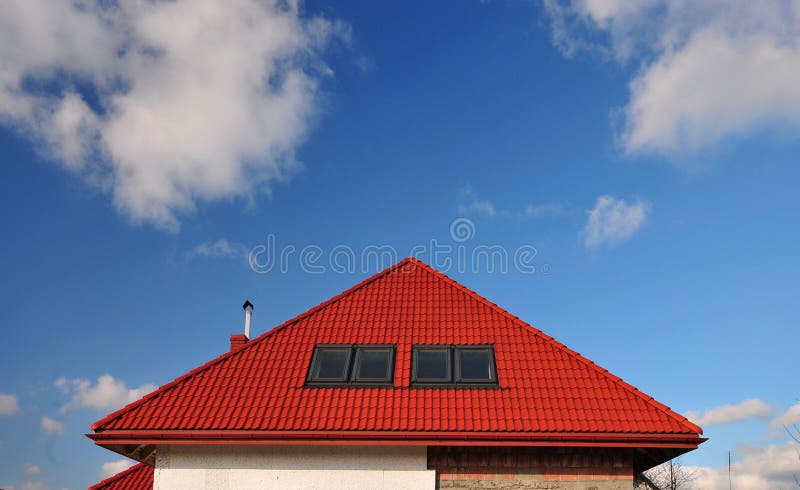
243,300,254,338
230,300,254,352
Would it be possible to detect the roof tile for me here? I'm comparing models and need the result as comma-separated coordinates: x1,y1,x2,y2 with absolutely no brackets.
89,463,152,490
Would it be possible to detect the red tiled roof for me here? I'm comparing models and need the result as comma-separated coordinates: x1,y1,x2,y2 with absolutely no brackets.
89,462,153,490
91,258,701,440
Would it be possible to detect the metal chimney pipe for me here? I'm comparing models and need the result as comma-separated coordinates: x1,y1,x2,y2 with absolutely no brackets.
243,300,254,339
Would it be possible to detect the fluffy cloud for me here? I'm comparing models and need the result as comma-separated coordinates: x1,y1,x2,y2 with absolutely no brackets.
0,483,58,490
523,202,569,219
98,460,135,480
685,398,772,427
0,393,20,415
40,416,64,435
457,184,567,220
687,442,800,489
19,482,51,490
23,464,41,476
188,239,248,260
582,195,649,249
0,0,348,231
56,374,156,413
457,184,497,218
463,200,497,218
543,0,800,155
771,401,800,428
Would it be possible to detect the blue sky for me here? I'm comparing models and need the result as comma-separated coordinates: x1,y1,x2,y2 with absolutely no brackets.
1,1,799,488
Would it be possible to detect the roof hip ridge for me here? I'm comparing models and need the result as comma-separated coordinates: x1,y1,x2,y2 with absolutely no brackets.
417,261,702,435
91,257,419,432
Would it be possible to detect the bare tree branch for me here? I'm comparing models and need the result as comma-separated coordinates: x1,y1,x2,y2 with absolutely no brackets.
786,424,800,488
635,459,697,490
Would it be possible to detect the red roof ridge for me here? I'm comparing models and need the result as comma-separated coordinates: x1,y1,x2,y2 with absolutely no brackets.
88,461,152,490
411,260,702,436
92,257,419,432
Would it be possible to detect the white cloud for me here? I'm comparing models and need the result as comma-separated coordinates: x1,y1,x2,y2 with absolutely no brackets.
0,393,20,415
56,374,156,413
23,464,41,476
458,184,496,218
771,401,800,428
686,442,800,490
0,0,348,231
523,202,569,219
685,398,772,427
582,195,649,249
188,239,248,260
624,30,800,154
40,416,64,435
19,482,49,490
99,460,134,480
464,200,497,218
458,184,567,220
543,0,800,155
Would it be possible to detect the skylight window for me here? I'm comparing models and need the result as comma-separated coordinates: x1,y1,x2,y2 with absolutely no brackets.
308,345,352,382
455,346,496,383
412,346,451,383
307,344,395,386
411,345,497,386
353,346,394,383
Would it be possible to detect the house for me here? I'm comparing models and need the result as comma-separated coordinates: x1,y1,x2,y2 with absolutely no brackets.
88,257,704,489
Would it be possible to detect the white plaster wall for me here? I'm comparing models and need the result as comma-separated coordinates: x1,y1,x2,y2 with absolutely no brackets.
154,444,435,490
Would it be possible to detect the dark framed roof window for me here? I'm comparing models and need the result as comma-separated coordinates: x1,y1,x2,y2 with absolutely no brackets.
412,344,498,386
455,346,496,384
353,345,395,383
307,345,353,383
412,346,452,383
306,344,395,386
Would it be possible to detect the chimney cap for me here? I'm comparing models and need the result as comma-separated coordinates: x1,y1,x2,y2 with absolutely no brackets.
243,300,254,311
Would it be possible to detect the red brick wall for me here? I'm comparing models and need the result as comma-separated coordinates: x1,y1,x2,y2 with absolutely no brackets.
428,447,634,489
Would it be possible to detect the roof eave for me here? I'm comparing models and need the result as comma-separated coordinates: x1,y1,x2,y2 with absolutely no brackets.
89,429,706,449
